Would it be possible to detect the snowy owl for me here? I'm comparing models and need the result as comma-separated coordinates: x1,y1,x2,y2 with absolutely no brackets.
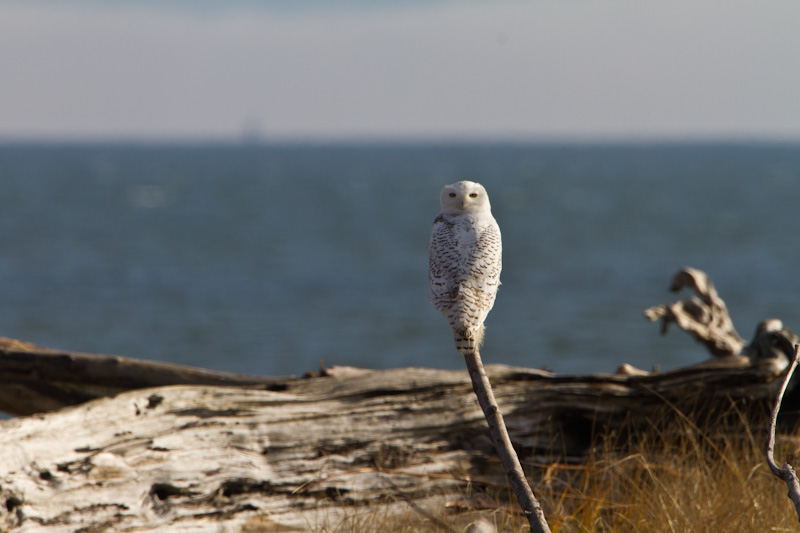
429,180,502,355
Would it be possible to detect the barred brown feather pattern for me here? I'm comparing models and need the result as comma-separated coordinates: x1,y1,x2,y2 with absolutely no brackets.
429,209,502,355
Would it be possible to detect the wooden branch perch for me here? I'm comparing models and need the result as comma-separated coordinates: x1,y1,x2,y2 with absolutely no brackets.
465,350,550,533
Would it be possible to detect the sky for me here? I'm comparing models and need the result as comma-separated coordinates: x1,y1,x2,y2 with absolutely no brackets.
1,0,799,143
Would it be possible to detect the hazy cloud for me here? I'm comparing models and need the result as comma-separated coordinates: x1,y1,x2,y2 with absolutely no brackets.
2,0,799,141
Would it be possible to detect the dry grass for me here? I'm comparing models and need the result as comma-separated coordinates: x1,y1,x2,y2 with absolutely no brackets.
322,404,800,532
544,428,798,532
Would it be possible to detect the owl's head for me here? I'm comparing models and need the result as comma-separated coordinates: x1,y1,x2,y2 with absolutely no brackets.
440,181,492,216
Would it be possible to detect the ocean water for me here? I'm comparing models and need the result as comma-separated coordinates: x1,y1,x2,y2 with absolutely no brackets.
0,142,799,378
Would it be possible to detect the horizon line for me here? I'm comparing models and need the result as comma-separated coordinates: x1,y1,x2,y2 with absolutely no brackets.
2,132,800,148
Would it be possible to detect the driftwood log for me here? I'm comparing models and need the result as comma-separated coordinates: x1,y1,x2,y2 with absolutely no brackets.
0,267,798,531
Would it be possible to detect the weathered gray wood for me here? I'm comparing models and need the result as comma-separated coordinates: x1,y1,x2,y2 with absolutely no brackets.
645,266,747,357
0,356,793,532
644,267,800,363
0,337,287,416
0,267,798,531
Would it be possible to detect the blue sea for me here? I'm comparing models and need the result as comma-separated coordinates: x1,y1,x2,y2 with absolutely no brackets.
1,142,799,378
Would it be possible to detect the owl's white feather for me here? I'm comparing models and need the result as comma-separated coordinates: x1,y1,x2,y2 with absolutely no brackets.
429,181,502,355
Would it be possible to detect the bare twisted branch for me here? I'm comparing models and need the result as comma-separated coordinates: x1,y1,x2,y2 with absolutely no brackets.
767,344,800,521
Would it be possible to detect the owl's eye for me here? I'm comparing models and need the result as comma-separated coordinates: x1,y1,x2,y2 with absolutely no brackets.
469,193,478,198
449,193,456,198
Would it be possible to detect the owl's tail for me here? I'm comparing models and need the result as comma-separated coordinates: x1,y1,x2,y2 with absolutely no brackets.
453,324,485,355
